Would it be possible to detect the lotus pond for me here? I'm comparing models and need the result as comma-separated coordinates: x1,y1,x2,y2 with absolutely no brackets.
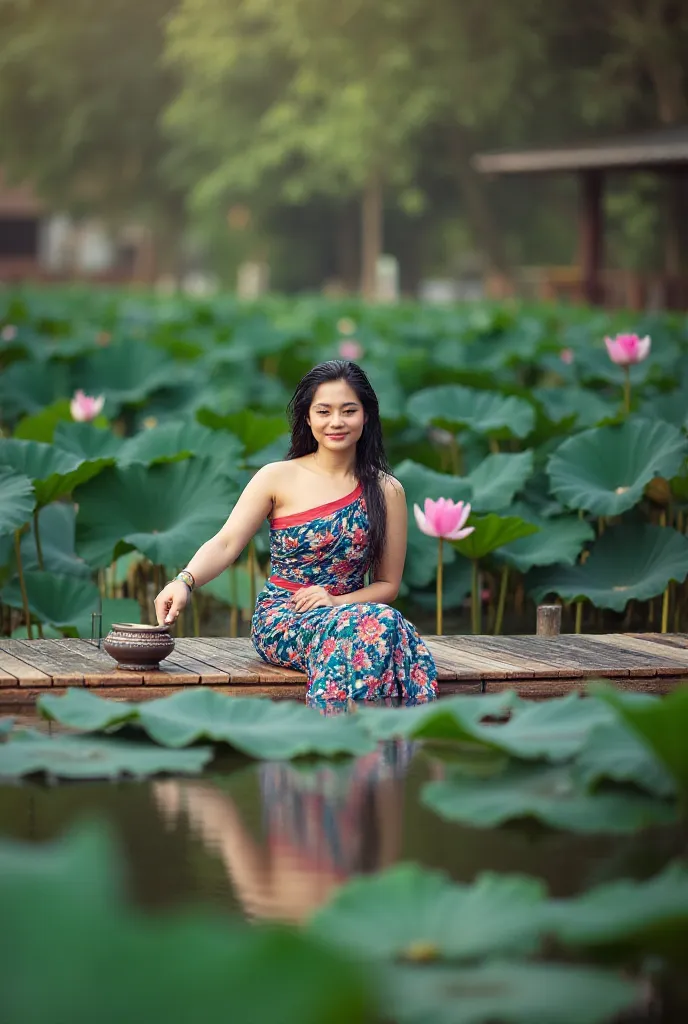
2,686,688,1023
1,289,688,638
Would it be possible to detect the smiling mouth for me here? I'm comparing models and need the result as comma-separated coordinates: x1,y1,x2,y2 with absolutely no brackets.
326,433,348,438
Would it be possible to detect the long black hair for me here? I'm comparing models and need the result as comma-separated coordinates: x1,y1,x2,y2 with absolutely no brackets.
286,360,391,574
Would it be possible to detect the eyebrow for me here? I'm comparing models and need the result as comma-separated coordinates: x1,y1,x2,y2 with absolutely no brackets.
314,401,359,408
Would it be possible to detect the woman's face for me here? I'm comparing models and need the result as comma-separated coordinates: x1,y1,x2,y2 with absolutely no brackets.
307,379,366,453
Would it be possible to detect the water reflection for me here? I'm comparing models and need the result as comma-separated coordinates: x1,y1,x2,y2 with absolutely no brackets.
154,742,413,922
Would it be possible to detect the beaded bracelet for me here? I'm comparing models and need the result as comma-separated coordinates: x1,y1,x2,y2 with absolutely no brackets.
174,569,196,592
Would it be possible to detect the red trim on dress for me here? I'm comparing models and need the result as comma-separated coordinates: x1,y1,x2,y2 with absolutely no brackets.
268,575,307,592
270,483,363,530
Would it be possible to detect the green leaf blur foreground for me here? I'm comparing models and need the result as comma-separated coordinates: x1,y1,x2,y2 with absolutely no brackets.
0,825,375,1024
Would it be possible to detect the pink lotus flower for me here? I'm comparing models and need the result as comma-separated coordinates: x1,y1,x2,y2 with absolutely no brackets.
414,497,474,541
339,339,363,360
70,389,105,422
604,333,651,366
560,348,574,364
1,324,17,341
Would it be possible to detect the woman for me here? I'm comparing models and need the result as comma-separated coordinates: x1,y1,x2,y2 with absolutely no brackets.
154,360,437,706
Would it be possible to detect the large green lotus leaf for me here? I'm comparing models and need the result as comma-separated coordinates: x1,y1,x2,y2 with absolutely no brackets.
396,453,533,516
2,572,98,630
203,563,267,612
13,399,74,441
0,438,106,506
39,688,137,731
20,502,91,577
52,422,124,461
0,730,212,780
0,717,13,736
39,688,377,759
381,961,638,1024
533,387,618,429
0,360,72,418
452,514,539,560
591,683,688,792
0,469,34,537
574,720,676,799
245,433,291,468
359,692,523,743
547,861,688,960
528,523,688,612
196,408,287,455
407,385,535,439
74,459,239,567
547,418,688,516
498,502,595,572
118,420,244,470
0,825,373,1024
422,762,677,833
310,863,546,961
74,339,194,407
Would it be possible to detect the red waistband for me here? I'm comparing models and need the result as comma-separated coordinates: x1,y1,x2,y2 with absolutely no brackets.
269,575,309,592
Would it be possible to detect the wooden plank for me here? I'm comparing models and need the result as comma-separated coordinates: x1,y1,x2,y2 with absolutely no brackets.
590,633,688,669
197,637,307,684
0,645,52,687
0,639,84,686
492,636,621,675
49,639,199,687
423,640,482,681
173,637,264,683
552,635,686,676
161,649,231,684
429,637,538,678
433,635,574,678
0,686,68,707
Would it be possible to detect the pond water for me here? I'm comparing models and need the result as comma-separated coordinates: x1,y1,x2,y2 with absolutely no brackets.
0,729,685,926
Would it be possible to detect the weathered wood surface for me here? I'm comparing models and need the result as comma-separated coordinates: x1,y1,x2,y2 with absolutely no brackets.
0,633,687,707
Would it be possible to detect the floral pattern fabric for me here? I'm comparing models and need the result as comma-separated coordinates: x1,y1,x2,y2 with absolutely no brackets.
251,485,438,707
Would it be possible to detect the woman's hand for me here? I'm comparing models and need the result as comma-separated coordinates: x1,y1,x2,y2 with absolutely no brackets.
154,580,190,626
291,585,336,612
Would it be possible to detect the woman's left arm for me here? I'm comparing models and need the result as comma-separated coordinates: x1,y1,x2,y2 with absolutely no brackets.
291,477,407,612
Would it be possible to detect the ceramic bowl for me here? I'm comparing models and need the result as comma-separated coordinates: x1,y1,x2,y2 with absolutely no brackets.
103,622,175,671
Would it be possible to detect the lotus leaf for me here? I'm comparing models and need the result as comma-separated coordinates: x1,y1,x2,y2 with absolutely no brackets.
19,502,91,577
591,683,688,792
422,762,677,832
0,717,13,737
0,360,72,418
382,961,638,1024
410,561,472,611
452,514,539,561
358,692,522,742
462,451,535,511
1,572,138,635
13,399,74,441
0,438,106,506
0,825,373,1024
0,469,34,537
310,862,546,961
38,688,377,759
74,339,194,407
74,459,239,567
245,433,291,468
574,720,676,798
407,385,535,439
546,861,688,959
533,387,617,429
118,420,243,469
547,418,688,516
52,422,124,461
196,408,287,455
0,730,212,780
498,503,595,572
528,523,688,611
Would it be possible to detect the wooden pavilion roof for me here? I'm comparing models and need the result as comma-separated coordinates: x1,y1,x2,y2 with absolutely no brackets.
474,125,688,175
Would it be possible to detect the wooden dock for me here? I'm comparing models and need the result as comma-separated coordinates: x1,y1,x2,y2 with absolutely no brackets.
1,633,687,707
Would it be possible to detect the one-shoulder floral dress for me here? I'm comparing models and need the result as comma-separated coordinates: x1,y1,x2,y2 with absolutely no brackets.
251,484,438,707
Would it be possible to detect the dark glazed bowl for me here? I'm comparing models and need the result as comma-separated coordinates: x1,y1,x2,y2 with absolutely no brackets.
103,622,175,671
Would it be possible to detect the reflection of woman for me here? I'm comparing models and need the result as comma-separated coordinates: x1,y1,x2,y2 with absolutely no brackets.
154,743,412,923
154,360,437,707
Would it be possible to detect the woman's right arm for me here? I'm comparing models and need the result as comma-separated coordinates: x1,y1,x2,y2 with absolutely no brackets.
154,463,278,626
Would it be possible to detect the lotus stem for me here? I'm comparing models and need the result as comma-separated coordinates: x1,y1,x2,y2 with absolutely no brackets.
471,559,482,635
14,528,32,640
678,509,685,535
623,365,631,415
32,509,45,571
597,516,605,536
489,438,500,454
448,435,463,476
659,510,667,528
494,564,509,636
436,537,443,635
192,595,201,638
574,600,583,634
661,585,670,634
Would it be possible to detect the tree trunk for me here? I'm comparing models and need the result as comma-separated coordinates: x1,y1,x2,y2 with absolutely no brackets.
336,200,359,292
450,126,511,279
360,173,383,300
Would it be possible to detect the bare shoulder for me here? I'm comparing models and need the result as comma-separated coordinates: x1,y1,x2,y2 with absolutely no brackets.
381,473,405,503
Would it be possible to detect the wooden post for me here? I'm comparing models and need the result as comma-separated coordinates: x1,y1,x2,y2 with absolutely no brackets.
579,170,604,305
536,604,561,637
